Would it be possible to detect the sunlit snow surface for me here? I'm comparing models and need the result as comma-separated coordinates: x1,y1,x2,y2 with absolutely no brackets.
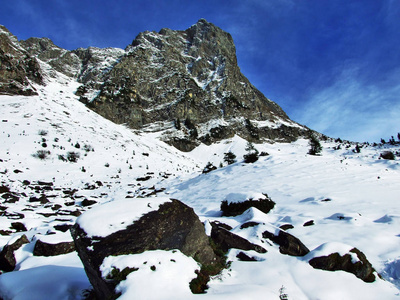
0,66,399,299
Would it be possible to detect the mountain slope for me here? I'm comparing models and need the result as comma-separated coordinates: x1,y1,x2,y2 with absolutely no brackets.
0,20,399,300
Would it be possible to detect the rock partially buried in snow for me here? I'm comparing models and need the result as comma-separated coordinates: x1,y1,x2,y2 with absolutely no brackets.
33,240,75,257
262,229,310,256
71,197,218,299
0,234,29,272
306,242,378,283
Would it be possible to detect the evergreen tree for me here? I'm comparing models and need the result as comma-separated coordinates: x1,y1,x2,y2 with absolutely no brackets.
243,142,259,163
224,151,237,165
308,134,322,155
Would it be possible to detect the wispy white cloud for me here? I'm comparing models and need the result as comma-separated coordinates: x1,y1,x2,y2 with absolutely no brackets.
293,67,400,142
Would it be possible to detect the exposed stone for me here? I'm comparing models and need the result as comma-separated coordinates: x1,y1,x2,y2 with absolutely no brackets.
303,220,314,227
211,222,266,254
236,251,258,261
0,234,30,272
10,222,27,232
0,185,10,193
262,229,310,256
54,224,73,232
33,240,75,256
309,248,377,282
81,199,97,207
71,198,218,299
279,224,294,231
240,221,261,229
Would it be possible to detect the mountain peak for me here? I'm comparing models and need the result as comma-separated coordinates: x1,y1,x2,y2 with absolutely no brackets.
0,22,310,151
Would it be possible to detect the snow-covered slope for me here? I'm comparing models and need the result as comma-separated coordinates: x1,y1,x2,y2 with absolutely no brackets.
0,61,400,299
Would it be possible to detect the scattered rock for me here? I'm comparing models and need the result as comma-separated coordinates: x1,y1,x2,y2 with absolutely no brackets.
0,185,10,193
380,151,395,160
81,199,97,207
37,181,54,186
10,222,27,232
211,222,267,254
33,240,75,256
54,224,72,232
1,193,19,203
240,221,261,229
303,220,314,227
236,251,258,261
279,224,294,231
0,234,30,272
51,204,62,211
309,247,377,282
71,198,218,299
136,175,152,181
262,229,310,256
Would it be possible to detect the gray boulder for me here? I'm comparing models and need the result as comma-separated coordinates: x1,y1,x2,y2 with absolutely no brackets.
71,198,218,299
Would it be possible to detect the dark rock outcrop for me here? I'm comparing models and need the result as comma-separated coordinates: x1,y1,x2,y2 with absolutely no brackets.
0,25,43,95
0,234,29,272
33,240,75,257
82,19,309,150
71,198,218,299
309,247,377,282
262,229,310,256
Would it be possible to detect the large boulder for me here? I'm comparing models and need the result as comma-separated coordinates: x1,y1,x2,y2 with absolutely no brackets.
262,229,310,256
71,197,218,299
307,243,377,282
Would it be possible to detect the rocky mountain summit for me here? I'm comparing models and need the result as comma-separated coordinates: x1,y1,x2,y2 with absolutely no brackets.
0,19,310,151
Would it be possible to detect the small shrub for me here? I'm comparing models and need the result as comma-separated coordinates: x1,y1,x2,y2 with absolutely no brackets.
67,151,80,163
243,142,259,163
58,154,67,162
38,130,48,136
33,150,50,160
221,194,275,216
203,162,217,174
105,163,110,167
83,144,94,152
74,142,81,149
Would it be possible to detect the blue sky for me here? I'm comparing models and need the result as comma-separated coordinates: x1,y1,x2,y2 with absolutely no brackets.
2,0,399,142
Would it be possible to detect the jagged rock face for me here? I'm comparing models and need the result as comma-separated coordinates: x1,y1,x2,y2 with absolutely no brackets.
0,25,43,95
81,19,308,149
21,37,81,78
